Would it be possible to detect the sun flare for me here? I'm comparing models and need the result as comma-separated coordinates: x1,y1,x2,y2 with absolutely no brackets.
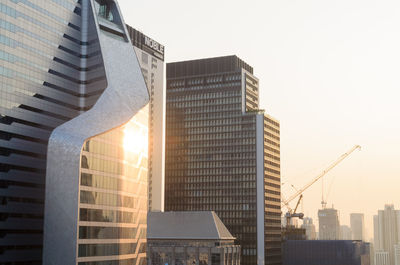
123,124,147,154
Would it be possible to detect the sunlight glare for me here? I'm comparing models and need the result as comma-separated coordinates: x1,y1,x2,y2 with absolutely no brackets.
123,123,147,154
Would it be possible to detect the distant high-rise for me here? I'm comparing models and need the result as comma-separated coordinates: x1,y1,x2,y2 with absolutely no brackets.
371,243,376,265
395,244,400,265
374,215,381,251
318,208,340,240
165,56,281,265
127,26,166,212
341,225,353,240
302,218,317,240
375,251,390,265
374,205,400,265
351,213,365,241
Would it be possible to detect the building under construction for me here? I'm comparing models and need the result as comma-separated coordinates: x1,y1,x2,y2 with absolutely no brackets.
318,208,341,240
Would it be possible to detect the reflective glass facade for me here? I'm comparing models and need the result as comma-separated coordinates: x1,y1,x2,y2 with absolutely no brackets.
165,56,281,265
78,106,148,265
0,0,149,264
0,0,105,263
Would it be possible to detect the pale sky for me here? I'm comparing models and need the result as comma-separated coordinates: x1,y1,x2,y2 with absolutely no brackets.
118,0,400,240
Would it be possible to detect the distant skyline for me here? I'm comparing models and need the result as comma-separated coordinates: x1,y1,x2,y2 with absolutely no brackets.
119,0,400,239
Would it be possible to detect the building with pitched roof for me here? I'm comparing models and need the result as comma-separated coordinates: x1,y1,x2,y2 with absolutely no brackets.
147,211,241,265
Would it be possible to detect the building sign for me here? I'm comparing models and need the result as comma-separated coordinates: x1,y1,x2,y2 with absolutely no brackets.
142,35,164,61
126,25,165,61
144,36,164,56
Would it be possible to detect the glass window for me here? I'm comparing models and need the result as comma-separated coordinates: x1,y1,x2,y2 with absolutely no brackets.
94,0,113,21
211,254,220,265
94,0,122,25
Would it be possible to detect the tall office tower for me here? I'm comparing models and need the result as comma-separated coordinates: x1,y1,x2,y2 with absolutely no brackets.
301,218,317,240
374,205,400,265
318,208,340,240
0,0,149,264
126,26,165,212
340,225,353,240
165,56,281,265
351,213,365,241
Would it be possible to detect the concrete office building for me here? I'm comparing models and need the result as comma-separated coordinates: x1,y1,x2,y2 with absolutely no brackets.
374,205,400,265
318,208,340,240
341,225,353,240
127,25,165,212
301,217,317,240
351,213,365,241
0,0,149,264
375,251,390,265
165,56,281,265
147,211,241,265
283,240,371,265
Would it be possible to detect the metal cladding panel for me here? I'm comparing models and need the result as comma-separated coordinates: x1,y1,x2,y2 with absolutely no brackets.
42,0,149,264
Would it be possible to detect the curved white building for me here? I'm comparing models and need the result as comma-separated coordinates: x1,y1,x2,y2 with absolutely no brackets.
42,1,149,264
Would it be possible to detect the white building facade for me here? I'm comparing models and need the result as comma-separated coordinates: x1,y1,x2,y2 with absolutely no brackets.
127,26,165,212
43,1,150,264
375,251,391,265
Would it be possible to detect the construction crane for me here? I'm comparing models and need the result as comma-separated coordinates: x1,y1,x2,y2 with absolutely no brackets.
282,145,361,226
285,194,304,227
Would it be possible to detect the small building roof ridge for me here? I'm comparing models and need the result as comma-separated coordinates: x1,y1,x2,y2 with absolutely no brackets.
147,211,235,240
211,212,235,240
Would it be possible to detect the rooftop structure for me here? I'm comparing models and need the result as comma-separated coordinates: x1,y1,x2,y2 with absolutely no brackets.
148,211,240,265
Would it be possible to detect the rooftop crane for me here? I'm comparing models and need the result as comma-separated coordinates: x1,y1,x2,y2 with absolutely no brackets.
285,194,304,227
282,145,361,226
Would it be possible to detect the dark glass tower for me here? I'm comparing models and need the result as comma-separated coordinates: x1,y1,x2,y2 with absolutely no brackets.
0,0,149,264
0,1,94,263
165,56,282,265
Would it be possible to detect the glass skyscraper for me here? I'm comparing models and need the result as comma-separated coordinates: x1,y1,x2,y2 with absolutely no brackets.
0,0,149,264
165,56,282,265
77,106,149,265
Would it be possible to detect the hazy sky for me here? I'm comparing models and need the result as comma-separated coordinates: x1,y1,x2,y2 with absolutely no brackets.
118,0,400,239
